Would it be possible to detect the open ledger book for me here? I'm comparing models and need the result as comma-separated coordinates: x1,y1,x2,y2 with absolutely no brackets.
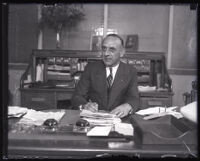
80,109,121,126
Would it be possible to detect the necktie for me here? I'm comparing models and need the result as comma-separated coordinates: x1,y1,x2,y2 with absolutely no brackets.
107,67,113,90
107,67,113,108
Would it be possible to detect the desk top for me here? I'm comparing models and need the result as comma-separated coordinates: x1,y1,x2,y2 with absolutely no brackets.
7,110,197,159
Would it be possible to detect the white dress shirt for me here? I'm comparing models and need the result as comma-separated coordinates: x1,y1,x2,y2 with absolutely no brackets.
106,63,119,82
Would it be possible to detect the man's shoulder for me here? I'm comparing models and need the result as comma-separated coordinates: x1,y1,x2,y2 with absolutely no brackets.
85,61,104,72
87,61,104,68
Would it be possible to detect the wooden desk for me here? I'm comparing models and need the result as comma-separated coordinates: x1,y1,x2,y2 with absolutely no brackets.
139,91,173,109
20,88,74,110
8,110,197,159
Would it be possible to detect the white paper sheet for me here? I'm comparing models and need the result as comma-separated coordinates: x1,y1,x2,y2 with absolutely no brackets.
138,86,156,92
114,123,134,136
136,106,178,115
8,106,28,117
180,101,197,123
136,106,183,119
18,109,65,126
87,126,112,136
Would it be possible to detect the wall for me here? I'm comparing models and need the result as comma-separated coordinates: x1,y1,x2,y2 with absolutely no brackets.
108,4,169,52
43,4,170,53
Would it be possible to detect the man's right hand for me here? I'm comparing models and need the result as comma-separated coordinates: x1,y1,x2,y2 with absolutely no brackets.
83,101,98,112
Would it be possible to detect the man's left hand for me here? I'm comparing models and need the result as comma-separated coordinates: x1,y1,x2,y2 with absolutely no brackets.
110,103,132,118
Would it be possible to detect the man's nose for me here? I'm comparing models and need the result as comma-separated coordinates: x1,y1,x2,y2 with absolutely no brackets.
104,49,111,56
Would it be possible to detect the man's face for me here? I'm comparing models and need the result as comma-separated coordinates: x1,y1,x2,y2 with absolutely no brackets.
102,37,124,67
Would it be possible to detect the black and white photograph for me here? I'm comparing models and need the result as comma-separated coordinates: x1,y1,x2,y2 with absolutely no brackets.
2,2,198,159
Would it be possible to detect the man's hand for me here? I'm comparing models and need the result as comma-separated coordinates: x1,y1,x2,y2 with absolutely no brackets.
83,101,98,112
110,103,132,118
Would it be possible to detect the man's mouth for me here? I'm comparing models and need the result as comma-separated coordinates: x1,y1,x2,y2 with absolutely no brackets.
104,57,112,61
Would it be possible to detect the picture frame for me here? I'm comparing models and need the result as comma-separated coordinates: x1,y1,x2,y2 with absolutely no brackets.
125,34,138,51
91,35,103,51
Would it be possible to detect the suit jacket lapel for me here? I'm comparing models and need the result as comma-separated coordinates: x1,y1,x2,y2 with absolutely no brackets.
107,62,127,109
94,62,108,108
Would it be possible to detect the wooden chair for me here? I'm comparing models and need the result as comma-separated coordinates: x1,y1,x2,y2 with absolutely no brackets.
182,80,197,105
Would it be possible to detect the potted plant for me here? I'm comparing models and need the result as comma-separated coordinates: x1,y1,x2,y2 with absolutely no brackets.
39,3,85,48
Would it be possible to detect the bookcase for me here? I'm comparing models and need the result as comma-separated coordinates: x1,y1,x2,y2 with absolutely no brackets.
20,49,173,110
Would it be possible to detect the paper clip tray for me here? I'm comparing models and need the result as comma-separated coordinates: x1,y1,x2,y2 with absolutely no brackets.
130,114,197,145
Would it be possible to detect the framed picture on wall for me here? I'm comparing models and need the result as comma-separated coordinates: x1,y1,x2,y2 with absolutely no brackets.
125,35,138,51
91,35,103,51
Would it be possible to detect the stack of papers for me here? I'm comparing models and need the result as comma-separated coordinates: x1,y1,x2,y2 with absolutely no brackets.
18,109,65,126
8,106,28,118
81,110,133,136
80,109,121,126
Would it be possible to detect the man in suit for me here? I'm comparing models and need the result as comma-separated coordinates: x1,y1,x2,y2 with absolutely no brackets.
71,34,139,118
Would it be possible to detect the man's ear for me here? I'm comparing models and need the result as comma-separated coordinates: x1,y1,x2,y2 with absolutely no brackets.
120,48,125,57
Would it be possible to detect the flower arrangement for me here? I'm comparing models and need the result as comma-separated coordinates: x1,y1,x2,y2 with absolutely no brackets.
39,3,85,48
39,4,85,32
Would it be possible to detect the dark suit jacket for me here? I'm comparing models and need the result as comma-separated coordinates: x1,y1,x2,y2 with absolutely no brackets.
71,60,139,112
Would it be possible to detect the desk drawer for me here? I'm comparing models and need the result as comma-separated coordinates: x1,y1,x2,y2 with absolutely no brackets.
21,91,56,110
140,97,172,109
56,91,74,100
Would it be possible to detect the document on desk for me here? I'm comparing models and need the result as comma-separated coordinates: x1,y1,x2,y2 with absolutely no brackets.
8,106,29,118
18,109,65,126
136,106,183,119
180,101,197,123
114,123,134,136
87,126,112,136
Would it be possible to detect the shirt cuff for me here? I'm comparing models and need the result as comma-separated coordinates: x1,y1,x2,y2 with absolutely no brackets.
126,103,134,114
129,108,134,115
79,105,84,111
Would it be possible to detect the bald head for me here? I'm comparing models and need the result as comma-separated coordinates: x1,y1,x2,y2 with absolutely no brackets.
101,34,125,67
102,34,124,47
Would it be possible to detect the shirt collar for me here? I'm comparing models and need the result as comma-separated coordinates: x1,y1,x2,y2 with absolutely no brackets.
106,62,120,70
